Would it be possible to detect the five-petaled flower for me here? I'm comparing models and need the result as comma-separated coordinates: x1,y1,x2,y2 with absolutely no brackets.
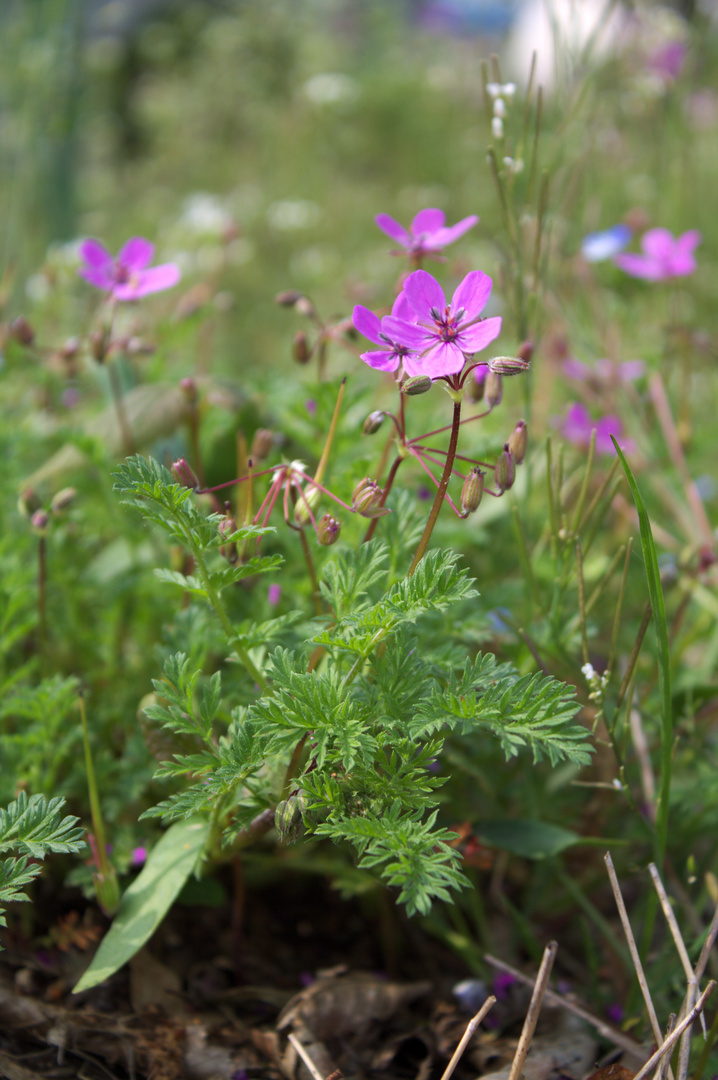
614,228,701,281
375,207,478,259
78,237,181,300
386,269,502,379
561,403,634,455
353,293,421,374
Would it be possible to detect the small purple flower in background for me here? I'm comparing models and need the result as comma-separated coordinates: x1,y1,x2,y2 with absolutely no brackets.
647,40,686,83
78,237,181,300
268,583,281,606
561,403,634,455
606,1002,624,1025
129,846,147,868
492,971,517,1000
387,268,502,379
353,292,421,374
614,228,701,281
581,224,631,262
563,357,645,384
305,399,317,417
375,207,478,259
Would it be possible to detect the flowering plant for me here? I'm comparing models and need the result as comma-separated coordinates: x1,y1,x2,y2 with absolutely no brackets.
78,237,181,300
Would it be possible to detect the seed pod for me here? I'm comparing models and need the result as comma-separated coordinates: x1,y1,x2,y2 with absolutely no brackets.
9,315,35,346
251,428,274,461
402,375,433,396
293,330,310,364
495,445,515,492
508,419,528,464
488,355,531,376
461,467,484,514
51,487,77,513
171,457,199,490
295,483,321,526
352,477,381,515
275,289,305,307
362,410,385,435
485,371,503,408
317,513,341,546
18,487,42,518
466,366,487,402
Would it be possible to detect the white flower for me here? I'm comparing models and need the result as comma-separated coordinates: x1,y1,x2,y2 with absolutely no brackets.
303,73,359,106
491,116,504,139
581,662,596,681
494,97,507,118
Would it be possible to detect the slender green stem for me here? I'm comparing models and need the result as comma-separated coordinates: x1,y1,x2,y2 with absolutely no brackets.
37,534,46,659
299,529,322,616
108,358,135,456
408,399,462,575
79,693,108,868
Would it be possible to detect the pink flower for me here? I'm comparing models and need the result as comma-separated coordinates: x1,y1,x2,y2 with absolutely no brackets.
129,846,147,868
375,208,478,258
78,237,181,300
353,293,421,374
268,583,281,605
561,403,633,455
562,357,645,384
614,228,700,281
387,269,502,379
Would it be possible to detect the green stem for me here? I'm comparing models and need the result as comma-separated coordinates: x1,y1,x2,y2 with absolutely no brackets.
363,455,403,544
79,692,108,869
108,358,135,456
408,399,462,575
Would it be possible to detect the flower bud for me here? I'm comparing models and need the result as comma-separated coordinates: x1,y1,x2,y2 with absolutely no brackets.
295,483,321,526
179,376,198,403
171,458,199,490
488,355,531,376
251,428,274,461
9,315,35,346
293,330,310,364
495,445,515,492
127,337,155,356
402,375,433,396
517,341,533,364
18,487,41,518
352,477,389,518
485,371,503,408
275,795,304,842
218,513,238,563
275,290,304,307
295,296,316,319
60,336,80,360
467,366,487,403
461,467,484,514
94,866,121,916
51,487,76,513
507,420,528,464
31,509,50,533
317,513,341,546
362,410,385,435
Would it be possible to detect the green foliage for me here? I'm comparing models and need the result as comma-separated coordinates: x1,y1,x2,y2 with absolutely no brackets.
0,793,86,935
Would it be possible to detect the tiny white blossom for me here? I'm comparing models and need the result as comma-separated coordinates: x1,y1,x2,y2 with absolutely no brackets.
581,662,595,681
494,97,507,118
502,82,516,98
486,81,501,98
491,116,504,139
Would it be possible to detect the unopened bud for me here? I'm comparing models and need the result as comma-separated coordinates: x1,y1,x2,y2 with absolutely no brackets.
179,376,198,403
461,467,484,514
218,513,238,563
317,513,341,546
127,337,155,356
485,371,503,408
93,866,120,916
295,483,322,526
275,795,304,842
517,341,533,364
495,445,515,492
275,290,305,307
90,328,109,363
60,336,80,360
467,366,487,403
293,330,310,364
18,487,41,518
31,509,49,533
507,420,528,464
171,458,199,490
352,477,389,518
362,410,385,435
295,296,316,318
50,487,76,513
402,375,433,396
488,355,531,376
9,315,35,346
251,428,274,460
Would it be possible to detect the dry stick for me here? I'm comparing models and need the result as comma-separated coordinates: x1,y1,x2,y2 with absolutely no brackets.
507,941,558,1080
439,996,496,1080
604,852,671,1075
287,1034,327,1080
694,903,718,982
631,982,716,1080
629,708,657,814
484,953,644,1058
657,1015,677,1080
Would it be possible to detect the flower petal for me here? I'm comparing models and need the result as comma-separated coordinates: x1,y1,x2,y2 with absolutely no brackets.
562,403,592,446
402,353,425,378
676,229,702,254
614,253,665,280
402,269,446,319
450,270,492,321
375,214,411,248
78,266,115,291
422,340,466,378
118,236,155,272
132,263,181,296
641,228,675,261
391,292,416,321
457,315,502,354
353,305,383,345
382,315,430,349
79,239,113,270
410,208,445,238
360,348,401,372
429,214,479,248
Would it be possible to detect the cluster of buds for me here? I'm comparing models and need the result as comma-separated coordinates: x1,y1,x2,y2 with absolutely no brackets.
276,289,355,376
19,486,77,534
317,513,341,546
581,662,610,705
486,80,515,141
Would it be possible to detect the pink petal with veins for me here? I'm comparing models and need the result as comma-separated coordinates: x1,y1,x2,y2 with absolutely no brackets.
450,270,492,321
360,348,402,372
353,305,383,345
402,269,447,318
457,315,502,354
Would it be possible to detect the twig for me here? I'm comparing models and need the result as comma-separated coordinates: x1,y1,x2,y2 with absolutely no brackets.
507,941,557,1080
631,982,716,1080
439,996,496,1080
604,852,670,1071
629,708,656,813
694,903,718,981
656,1015,677,1080
288,1034,327,1080
484,953,644,1057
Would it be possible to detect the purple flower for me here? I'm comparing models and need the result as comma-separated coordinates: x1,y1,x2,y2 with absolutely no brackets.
492,972,517,1000
268,583,281,605
387,269,502,379
606,1002,624,1025
375,207,478,258
581,224,631,262
647,40,686,83
353,292,421,374
614,228,701,281
130,846,147,868
563,357,645,384
561,403,634,455
78,237,181,300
